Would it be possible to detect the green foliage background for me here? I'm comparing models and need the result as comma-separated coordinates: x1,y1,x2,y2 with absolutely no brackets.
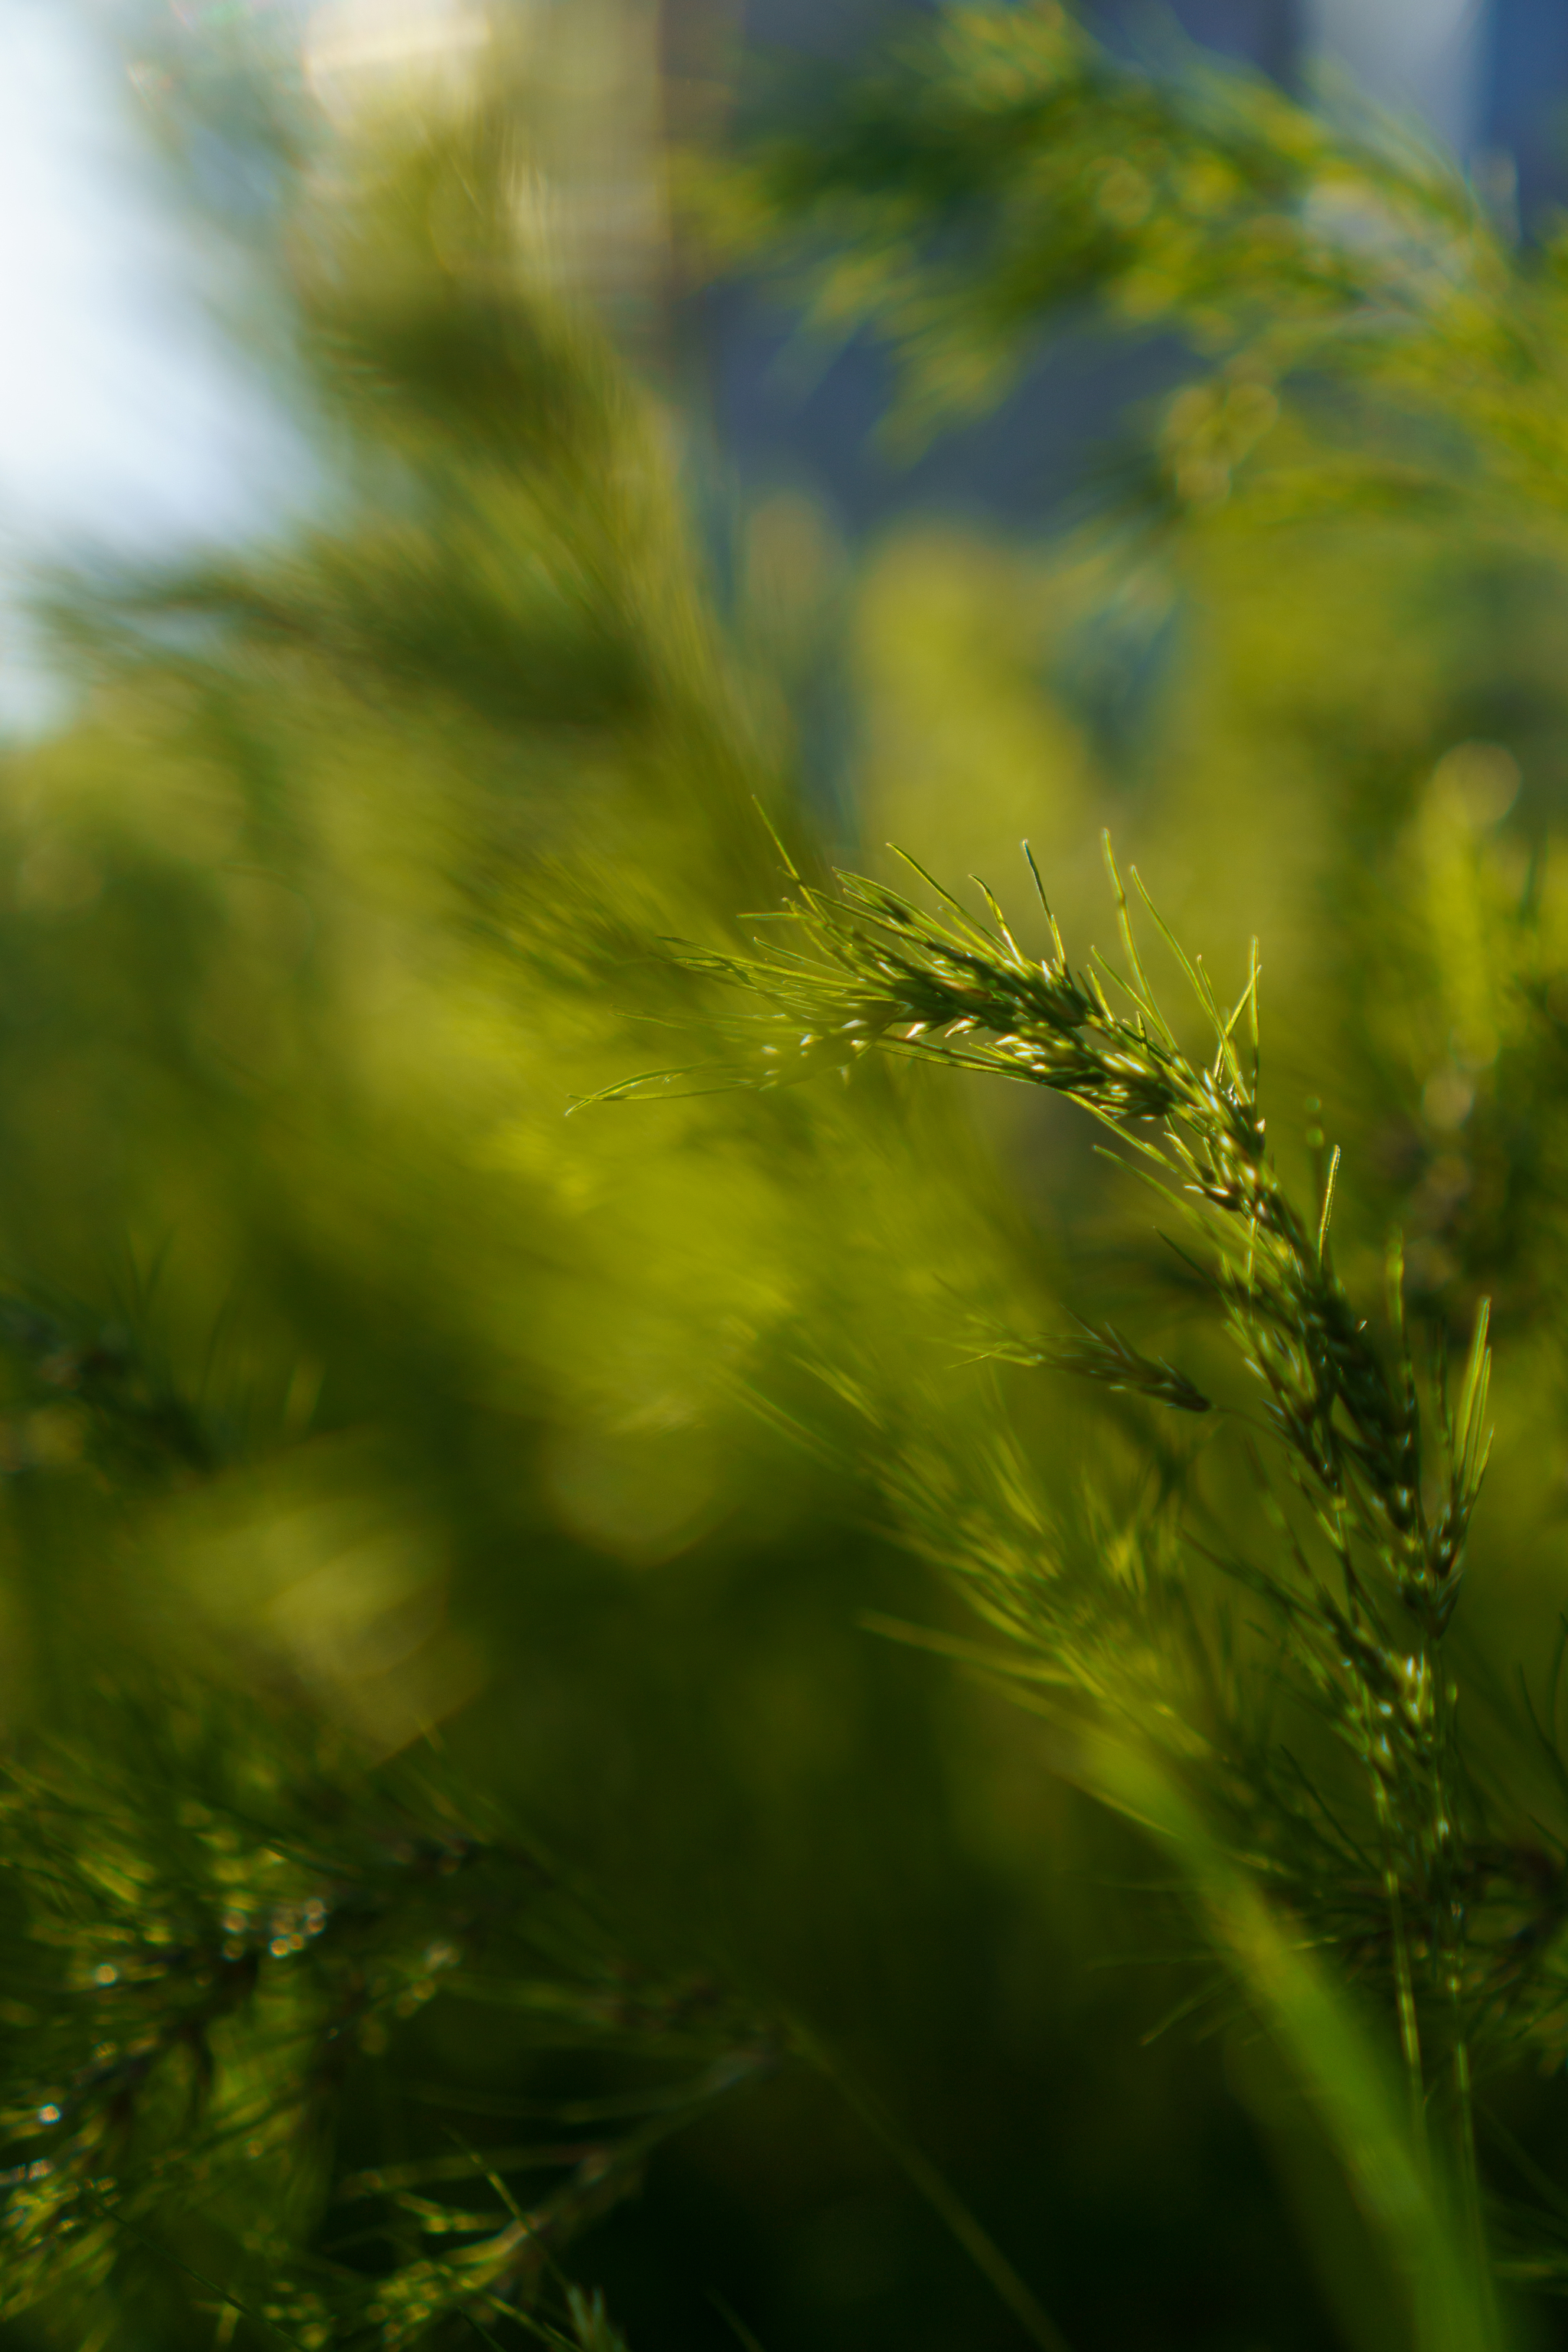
8,5,1568,2348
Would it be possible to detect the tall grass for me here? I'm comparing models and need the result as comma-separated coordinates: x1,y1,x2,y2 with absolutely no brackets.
5,5,1568,2347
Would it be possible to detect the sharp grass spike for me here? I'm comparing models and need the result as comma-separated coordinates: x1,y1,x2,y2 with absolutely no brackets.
631,834,1519,2347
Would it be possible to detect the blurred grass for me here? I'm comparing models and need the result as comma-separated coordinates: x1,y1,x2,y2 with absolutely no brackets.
5,7,1568,2347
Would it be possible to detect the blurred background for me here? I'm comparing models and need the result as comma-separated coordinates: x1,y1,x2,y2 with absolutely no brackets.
4,0,1564,676
5,5,1568,2350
